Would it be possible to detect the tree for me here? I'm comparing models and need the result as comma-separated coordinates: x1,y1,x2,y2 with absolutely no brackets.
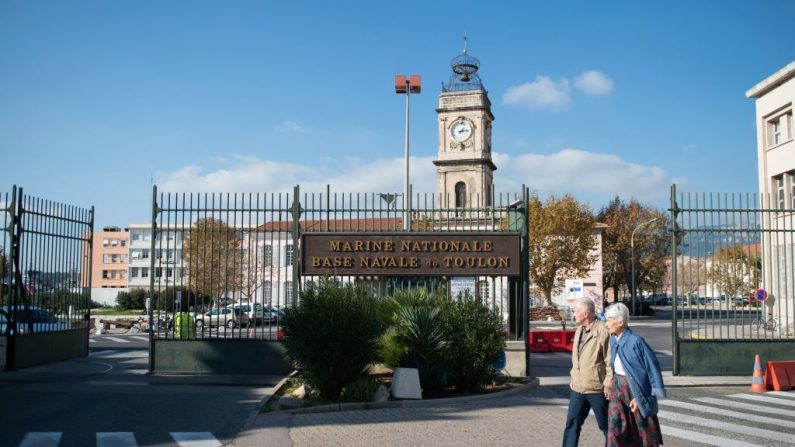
597,197,670,301
182,218,244,300
0,247,8,282
528,194,597,306
708,245,761,302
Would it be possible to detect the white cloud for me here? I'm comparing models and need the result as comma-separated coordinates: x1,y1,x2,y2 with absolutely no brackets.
574,70,614,96
275,121,313,133
156,149,675,206
502,76,571,111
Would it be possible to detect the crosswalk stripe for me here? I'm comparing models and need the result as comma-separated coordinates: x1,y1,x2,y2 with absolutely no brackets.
655,350,673,356
767,390,795,399
660,425,763,447
132,336,149,342
89,349,120,357
97,432,137,447
89,338,96,343
729,393,795,408
658,410,795,443
170,432,222,447
659,399,795,428
693,397,795,418
19,432,62,447
104,336,130,343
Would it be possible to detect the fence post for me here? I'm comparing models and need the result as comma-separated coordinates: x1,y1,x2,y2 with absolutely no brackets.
149,185,158,373
291,185,301,305
670,183,679,375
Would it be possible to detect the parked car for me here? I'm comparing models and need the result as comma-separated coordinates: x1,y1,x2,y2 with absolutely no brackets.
194,307,249,330
0,305,71,335
227,303,278,325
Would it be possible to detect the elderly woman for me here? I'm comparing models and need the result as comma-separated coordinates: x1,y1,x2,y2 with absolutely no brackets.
604,303,665,446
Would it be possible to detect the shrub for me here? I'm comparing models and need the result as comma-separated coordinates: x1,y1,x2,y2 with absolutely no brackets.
281,278,386,401
442,293,505,392
340,375,380,403
393,301,449,395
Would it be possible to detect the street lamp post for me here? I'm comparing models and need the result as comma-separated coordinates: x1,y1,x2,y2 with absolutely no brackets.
394,74,421,231
631,217,660,315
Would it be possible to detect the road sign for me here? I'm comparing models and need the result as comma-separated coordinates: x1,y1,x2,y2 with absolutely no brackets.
756,288,768,301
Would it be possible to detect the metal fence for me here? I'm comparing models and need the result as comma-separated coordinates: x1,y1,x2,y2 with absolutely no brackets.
1,185,94,370
149,185,529,343
671,185,795,374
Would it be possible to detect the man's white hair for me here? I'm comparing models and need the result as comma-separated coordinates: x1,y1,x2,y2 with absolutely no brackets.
573,298,595,315
605,302,630,324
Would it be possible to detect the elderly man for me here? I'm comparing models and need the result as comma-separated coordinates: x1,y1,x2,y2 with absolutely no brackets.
562,298,613,447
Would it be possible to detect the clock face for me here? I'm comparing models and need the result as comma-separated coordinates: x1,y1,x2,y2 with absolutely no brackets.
451,121,472,142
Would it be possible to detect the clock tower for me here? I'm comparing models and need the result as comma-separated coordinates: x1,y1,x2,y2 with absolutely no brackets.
434,44,496,209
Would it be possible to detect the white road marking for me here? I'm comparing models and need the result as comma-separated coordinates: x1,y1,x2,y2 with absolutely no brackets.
654,350,673,356
104,336,130,343
658,410,795,444
89,350,120,357
19,432,62,447
767,390,795,398
131,336,149,342
170,432,222,447
728,393,795,408
660,425,763,447
659,399,795,428
693,397,795,418
97,432,137,447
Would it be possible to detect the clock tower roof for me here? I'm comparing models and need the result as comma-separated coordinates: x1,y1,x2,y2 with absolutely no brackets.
443,37,485,93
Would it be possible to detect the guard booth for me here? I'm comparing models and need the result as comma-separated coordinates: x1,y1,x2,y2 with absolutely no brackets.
1,185,94,370
147,185,530,375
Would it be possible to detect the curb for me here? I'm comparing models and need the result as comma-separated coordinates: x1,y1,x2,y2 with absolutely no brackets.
270,377,540,415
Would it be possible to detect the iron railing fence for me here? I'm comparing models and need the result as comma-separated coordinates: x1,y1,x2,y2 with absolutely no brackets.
671,186,794,341
0,185,93,339
151,185,528,341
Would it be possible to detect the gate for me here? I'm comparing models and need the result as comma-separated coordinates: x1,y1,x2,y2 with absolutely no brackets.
1,186,94,370
149,185,529,375
671,184,795,375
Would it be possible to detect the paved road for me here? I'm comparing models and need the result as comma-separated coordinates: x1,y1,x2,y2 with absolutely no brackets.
0,348,281,447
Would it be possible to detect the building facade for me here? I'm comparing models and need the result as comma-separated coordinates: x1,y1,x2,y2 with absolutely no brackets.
89,226,129,305
747,60,795,333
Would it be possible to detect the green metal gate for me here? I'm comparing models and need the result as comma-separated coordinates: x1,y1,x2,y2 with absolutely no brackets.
1,185,94,370
148,184,529,375
671,184,795,375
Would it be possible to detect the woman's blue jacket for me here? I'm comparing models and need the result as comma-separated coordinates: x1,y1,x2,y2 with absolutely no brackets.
609,327,666,418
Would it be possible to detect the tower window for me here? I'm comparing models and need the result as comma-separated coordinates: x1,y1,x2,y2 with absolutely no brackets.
455,182,467,208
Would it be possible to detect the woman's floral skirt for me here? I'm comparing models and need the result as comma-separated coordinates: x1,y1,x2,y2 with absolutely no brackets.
607,375,663,446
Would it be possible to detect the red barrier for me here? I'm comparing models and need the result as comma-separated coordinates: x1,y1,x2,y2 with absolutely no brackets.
528,331,550,353
549,330,569,352
765,360,795,391
564,330,576,352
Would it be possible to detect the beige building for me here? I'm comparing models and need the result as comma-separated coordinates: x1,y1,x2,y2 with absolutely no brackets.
747,60,795,333
90,226,129,305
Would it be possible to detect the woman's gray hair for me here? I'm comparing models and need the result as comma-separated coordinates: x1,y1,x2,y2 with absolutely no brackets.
605,302,630,324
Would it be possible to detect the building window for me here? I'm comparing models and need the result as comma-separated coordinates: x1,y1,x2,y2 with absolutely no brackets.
263,280,272,304
102,270,109,279
130,268,138,278
120,239,127,247
110,239,118,246
791,171,795,209
263,245,273,267
768,118,782,146
103,254,111,264
285,245,294,267
284,281,293,306
478,280,489,301
775,175,786,210
141,268,149,278
455,182,467,208
102,238,109,247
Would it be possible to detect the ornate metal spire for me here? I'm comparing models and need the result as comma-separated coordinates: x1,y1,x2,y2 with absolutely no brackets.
444,35,484,92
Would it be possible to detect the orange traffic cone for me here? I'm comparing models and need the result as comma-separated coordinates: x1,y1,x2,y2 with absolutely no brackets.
750,354,766,393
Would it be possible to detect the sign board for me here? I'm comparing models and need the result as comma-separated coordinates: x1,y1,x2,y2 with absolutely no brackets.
565,279,584,300
756,288,768,301
450,277,477,300
302,233,521,276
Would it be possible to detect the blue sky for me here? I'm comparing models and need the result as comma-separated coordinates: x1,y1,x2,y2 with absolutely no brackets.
2,0,794,228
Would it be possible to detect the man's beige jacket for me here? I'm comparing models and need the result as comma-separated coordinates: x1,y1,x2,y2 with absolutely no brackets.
569,319,613,393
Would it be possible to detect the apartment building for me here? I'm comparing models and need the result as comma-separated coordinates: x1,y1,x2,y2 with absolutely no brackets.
89,226,129,305
747,60,795,332
127,223,187,290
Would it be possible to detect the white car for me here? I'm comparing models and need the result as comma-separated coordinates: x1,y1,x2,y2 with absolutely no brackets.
0,306,71,335
194,307,250,330
226,303,278,325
